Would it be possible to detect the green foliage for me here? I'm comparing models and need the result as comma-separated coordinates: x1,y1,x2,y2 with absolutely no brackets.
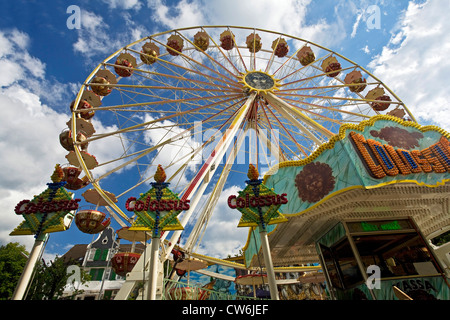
431,230,450,247
26,256,90,300
0,242,28,300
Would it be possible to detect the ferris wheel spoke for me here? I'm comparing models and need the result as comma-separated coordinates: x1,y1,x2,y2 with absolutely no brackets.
271,98,344,125
262,102,308,157
227,28,249,73
277,52,330,82
276,91,403,106
88,93,243,113
111,62,240,93
265,92,334,140
271,45,304,77
278,82,379,93
84,96,245,145
92,97,248,182
179,28,247,78
279,65,356,91
88,82,241,94
150,36,241,84
278,95,374,120
259,103,288,162
127,47,242,90
202,27,246,76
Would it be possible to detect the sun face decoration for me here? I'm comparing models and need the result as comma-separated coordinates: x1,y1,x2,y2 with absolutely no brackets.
240,71,280,95
295,162,336,203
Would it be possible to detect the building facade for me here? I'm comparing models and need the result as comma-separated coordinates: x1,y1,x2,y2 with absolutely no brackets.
62,226,145,300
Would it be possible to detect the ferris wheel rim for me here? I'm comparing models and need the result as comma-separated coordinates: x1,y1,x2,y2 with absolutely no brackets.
73,25,415,120
66,25,415,258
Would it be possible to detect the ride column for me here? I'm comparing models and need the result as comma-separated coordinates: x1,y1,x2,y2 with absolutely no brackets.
228,164,288,300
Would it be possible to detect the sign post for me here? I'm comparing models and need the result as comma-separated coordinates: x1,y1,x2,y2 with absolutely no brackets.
10,164,80,300
228,164,288,300
11,233,47,300
126,165,185,300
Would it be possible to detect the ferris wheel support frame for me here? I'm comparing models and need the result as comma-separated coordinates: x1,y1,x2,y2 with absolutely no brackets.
141,93,257,300
162,93,256,257
184,125,248,253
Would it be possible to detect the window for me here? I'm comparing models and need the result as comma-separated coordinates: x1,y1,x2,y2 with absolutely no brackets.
93,249,110,261
353,233,441,279
333,239,364,288
320,244,342,289
89,268,105,281
320,238,364,289
87,248,96,261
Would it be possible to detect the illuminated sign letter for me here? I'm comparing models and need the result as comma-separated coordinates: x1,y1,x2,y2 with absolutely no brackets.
349,131,386,178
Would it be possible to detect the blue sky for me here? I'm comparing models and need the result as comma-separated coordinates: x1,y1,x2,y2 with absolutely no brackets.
1,0,449,262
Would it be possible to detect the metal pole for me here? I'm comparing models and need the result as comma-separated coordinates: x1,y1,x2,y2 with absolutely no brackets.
259,229,279,300
12,233,47,300
344,224,377,300
147,236,160,300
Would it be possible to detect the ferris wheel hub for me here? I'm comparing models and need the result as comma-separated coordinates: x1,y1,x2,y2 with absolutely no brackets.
241,71,279,95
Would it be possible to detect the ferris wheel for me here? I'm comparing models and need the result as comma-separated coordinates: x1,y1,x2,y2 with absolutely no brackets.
63,26,414,260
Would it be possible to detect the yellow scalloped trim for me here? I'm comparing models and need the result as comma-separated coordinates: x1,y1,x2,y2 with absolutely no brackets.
241,116,450,267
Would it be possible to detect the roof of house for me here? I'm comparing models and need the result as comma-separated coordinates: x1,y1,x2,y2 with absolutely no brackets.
61,243,148,264
62,244,88,264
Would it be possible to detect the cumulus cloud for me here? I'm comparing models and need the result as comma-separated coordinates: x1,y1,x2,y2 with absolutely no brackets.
0,29,124,254
0,30,71,251
73,10,121,59
368,1,450,131
147,0,340,46
185,185,249,258
102,0,143,10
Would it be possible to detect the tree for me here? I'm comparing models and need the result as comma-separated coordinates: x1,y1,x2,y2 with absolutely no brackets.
26,256,90,300
0,242,29,300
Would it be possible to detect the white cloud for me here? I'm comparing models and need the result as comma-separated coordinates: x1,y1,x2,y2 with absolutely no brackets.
368,1,450,131
140,114,201,187
0,30,85,257
0,60,23,87
361,45,370,54
0,30,44,87
73,10,120,59
186,185,248,258
147,0,340,46
148,0,206,29
102,0,143,10
0,86,69,250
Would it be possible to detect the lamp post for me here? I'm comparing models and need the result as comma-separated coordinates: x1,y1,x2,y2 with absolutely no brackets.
10,164,80,300
126,165,185,300
228,164,288,300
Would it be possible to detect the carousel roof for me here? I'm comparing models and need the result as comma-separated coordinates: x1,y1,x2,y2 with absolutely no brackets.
250,182,450,267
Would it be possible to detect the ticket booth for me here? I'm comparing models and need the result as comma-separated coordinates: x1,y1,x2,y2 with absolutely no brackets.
244,115,450,300
316,217,450,300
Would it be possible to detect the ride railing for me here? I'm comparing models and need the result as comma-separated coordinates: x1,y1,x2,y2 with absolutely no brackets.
162,278,265,300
